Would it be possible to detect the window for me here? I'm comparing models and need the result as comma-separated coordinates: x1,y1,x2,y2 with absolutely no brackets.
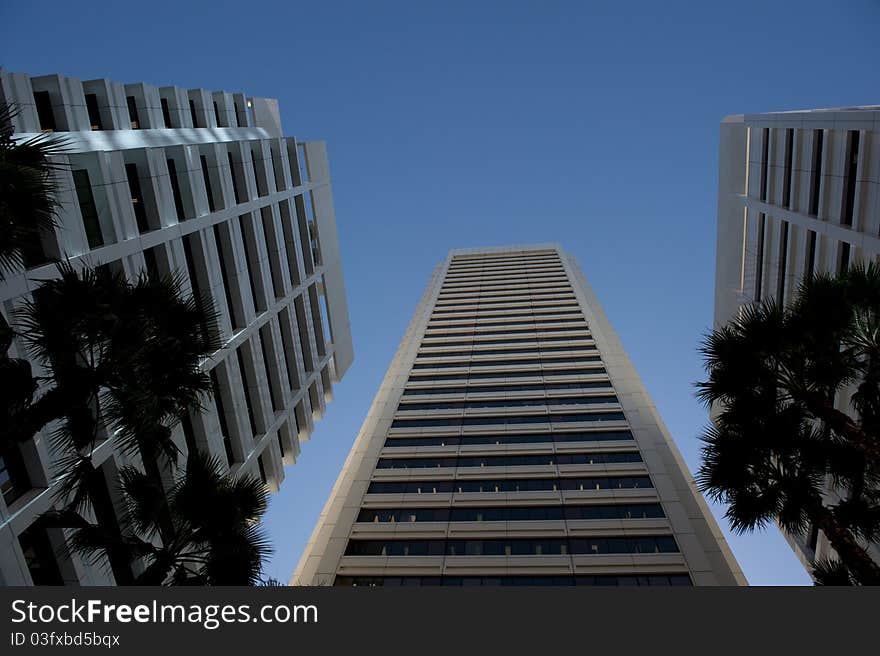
166,158,186,220
776,221,789,302
18,526,64,585
754,213,766,301
251,149,267,197
189,98,199,127
261,208,285,299
200,155,216,212
842,131,860,227
402,381,611,396
161,97,172,128
383,429,634,448
759,127,770,202
33,90,56,132
143,246,161,280
236,345,260,438
212,223,245,330
390,411,625,429
839,242,851,276
806,230,817,280
210,368,236,465
278,307,301,391
126,96,140,129
421,335,591,349
0,443,31,506
411,355,601,371
180,411,198,454
366,475,652,495
85,93,103,130
782,128,793,208
258,455,267,484
344,536,678,557
181,233,214,343
72,169,103,248
809,129,824,216
213,100,221,127
239,214,267,312
228,152,243,204
396,394,618,412
416,344,596,359
376,451,640,469
294,296,314,373
408,367,606,383
334,574,691,587
124,163,150,233
259,326,283,412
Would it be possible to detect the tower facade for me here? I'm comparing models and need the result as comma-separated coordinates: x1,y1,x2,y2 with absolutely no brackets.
294,244,744,586
0,69,353,585
714,107,880,571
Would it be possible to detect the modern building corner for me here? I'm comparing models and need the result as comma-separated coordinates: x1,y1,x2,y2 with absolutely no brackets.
712,106,880,573
0,69,353,586
294,244,745,586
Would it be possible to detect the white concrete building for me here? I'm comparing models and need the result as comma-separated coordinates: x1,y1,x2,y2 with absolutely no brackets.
0,69,353,585
714,107,880,573
294,244,745,586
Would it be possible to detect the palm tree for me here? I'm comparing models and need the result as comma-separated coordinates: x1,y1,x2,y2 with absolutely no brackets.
0,101,67,499
0,102,68,279
697,263,880,585
7,264,219,507
56,450,271,585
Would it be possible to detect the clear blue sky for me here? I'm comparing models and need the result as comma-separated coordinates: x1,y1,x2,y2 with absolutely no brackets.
4,0,879,586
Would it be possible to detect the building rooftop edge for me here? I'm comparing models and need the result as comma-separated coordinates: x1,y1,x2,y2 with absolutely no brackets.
448,242,563,258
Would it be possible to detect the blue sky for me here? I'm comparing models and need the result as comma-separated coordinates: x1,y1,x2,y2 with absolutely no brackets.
4,0,879,585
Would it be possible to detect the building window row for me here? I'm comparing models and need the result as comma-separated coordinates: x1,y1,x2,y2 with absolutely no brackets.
448,255,560,268
434,294,576,308
445,263,563,275
446,261,563,272
344,535,679,557
401,381,610,396
396,394,618,413
441,272,566,286
375,451,642,469
366,475,652,495
416,345,595,360
383,429,634,448
421,335,590,348
410,355,601,371
423,325,588,340
356,503,664,524
427,311,583,328
430,306,581,320
334,574,690,587
407,367,606,383
440,280,571,294
67,148,312,270
34,87,252,133
424,320,587,337
441,274,569,287
755,126,863,227
390,411,625,429
436,287,573,301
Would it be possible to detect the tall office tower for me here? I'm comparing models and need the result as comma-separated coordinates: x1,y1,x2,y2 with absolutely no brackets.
714,108,880,571
0,69,353,585
294,244,744,586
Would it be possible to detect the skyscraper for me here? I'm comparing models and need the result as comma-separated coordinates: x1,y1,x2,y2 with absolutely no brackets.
0,69,353,585
294,244,744,586
713,107,880,571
